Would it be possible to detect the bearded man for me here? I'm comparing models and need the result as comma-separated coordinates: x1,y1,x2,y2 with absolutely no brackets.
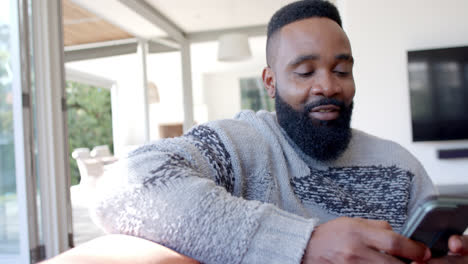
83,1,468,264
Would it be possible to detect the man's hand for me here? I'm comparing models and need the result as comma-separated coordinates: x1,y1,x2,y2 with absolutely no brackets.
302,217,431,264
425,235,468,264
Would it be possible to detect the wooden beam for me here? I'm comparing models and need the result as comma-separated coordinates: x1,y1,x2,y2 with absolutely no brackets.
63,0,133,46
117,0,186,43
64,41,177,62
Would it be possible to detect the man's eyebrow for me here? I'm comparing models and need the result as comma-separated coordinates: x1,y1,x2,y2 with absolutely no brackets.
336,54,354,63
287,54,319,67
287,53,354,67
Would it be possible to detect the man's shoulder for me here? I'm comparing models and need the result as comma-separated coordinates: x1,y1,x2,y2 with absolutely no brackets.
350,129,412,155
200,110,277,135
344,129,423,172
233,109,276,125
186,110,279,151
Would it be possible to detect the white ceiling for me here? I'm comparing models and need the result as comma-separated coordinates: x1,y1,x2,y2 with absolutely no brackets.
145,0,297,32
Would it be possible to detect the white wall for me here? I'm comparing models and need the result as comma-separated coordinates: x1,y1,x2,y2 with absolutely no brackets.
341,0,468,185
191,36,268,121
203,71,263,121
65,35,268,154
203,73,241,121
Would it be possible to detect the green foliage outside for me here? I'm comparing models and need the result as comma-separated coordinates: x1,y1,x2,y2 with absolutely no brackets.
0,24,16,196
0,25,12,141
0,52,12,138
66,81,113,186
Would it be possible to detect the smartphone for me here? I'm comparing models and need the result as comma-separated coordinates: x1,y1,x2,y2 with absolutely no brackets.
401,195,468,258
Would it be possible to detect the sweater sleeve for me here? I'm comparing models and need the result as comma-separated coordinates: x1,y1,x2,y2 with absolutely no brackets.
90,124,317,264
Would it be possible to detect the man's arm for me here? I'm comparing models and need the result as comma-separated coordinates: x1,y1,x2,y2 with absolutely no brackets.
40,235,199,264
91,125,316,264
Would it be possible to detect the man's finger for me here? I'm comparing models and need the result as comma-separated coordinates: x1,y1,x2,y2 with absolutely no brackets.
360,218,394,230
449,235,468,255
365,229,431,262
360,248,407,264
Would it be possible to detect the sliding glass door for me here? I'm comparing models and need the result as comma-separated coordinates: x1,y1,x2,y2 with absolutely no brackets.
0,0,41,262
0,0,21,257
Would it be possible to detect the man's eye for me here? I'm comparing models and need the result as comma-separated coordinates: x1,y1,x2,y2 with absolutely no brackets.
295,72,314,77
334,70,350,77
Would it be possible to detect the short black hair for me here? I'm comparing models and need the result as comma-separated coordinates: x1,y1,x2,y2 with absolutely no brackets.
266,0,342,66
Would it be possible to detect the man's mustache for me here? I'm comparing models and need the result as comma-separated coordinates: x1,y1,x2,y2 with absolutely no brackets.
304,98,346,113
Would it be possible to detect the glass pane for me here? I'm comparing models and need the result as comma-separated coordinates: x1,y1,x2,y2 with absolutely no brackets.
66,80,111,245
240,77,274,112
0,0,19,254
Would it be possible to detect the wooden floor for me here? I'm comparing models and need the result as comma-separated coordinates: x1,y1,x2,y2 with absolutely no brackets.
0,185,106,254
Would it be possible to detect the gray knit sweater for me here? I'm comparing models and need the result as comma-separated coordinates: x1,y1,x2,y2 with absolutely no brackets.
91,110,436,264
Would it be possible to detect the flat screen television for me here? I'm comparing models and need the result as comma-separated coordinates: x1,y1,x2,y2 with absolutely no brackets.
407,46,468,141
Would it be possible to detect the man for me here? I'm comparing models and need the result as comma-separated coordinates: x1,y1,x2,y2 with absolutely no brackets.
90,1,468,263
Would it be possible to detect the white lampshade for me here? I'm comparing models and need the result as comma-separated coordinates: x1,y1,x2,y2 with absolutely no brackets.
217,33,252,62
147,81,160,104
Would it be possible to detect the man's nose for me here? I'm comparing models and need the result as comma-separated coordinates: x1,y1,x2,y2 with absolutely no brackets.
310,72,341,98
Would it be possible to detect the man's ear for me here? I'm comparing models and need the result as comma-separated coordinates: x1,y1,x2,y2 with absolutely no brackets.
262,67,276,98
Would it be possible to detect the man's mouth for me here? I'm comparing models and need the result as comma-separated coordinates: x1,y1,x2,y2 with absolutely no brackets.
309,104,341,121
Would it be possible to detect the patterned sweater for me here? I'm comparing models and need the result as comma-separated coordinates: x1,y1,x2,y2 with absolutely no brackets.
91,110,436,264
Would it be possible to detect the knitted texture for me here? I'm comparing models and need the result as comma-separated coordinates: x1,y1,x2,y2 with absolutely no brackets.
291,165,413,229
91,110,435,264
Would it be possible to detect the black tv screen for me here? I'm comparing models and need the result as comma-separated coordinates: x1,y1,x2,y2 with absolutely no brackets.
408,46,468,141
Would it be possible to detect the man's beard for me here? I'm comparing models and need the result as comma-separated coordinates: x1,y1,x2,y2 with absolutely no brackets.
275,92,354,161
